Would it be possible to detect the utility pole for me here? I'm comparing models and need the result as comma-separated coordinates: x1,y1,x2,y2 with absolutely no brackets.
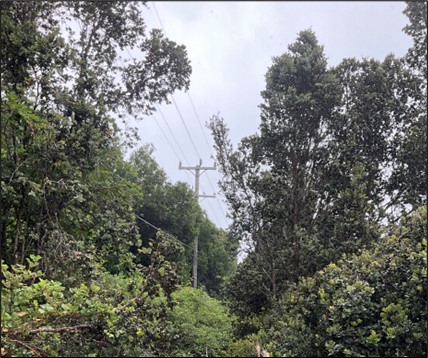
179,159,216,288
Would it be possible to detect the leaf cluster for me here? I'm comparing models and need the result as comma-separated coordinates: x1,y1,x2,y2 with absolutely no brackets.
262,206,427,357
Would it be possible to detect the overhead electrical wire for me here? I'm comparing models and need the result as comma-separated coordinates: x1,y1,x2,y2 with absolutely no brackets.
151,1,229,226
187,93,214,158
118,50,194,185
170,95,202,160
137,215,195,251
152,2,202,160
151,114,180,162
151,1,167,34
206,198,221,227
74,98,197,253
186,94,229,221
151,113,193,183
154,104,191,166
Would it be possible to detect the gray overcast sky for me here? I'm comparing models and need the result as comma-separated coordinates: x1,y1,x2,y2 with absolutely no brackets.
121,1,413,230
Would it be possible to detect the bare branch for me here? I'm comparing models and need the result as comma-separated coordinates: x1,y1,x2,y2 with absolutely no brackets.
28,324,93,334
9,339,42,357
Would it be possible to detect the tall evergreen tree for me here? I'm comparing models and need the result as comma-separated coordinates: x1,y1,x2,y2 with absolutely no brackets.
210,30,345,314
210,20,426,321
388,1,427,211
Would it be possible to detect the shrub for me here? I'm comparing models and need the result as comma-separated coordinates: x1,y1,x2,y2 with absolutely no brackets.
167,286,234,357
264,206,427,357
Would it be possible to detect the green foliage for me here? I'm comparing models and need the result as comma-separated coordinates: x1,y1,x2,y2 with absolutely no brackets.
1,0,192,279
228,333,267,357
388,1,427,210
130,145,237,295
0,3,237,356
225,253,270,337
1,90,142,283
166,287,234,357
1,232,185,357
0,1,191,117
263,206,427,357
210,30,386,323
403,1,427,78
211,10,427,328
2,1,425,356
197,217,238,296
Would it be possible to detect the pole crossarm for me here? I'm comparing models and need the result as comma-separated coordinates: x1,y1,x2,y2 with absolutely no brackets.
199,194,216,198
179,161,216,171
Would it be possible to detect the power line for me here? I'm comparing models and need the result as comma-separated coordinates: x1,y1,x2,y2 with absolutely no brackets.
151,113,193,183
155,104,191,166
121,34,193,170
120,37,196,189
185,94,229,221
187,92,214,158
196,178,225,228
152,1,202,160
154,105,195,184
185,93,229,220
214,191,228,222
69,185,196,258
136,214,195,251
151,1,229,227
204,173,226,212
152,1,167,34
151,113,180,162
170,95,202,160
205,197,221,228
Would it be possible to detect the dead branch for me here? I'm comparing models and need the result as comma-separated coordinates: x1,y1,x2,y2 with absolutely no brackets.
28,324,93,334
9,339,41,357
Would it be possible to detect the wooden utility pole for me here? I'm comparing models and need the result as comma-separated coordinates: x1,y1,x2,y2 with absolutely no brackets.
179,159,216,288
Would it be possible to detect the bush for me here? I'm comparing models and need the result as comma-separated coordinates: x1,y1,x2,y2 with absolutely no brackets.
167,286,234,357
227,333,270,357
263,206,427,357
1,232,183,357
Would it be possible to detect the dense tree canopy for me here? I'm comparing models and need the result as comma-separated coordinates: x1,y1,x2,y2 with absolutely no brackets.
1,2,235,356
263,206,427,357
1,1,426,357
1,0,192,271
209,1,427,339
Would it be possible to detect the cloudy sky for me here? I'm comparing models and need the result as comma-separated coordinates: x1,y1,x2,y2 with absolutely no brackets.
122,1,413,230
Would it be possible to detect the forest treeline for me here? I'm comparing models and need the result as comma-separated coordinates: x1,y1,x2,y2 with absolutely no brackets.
1,1,426,357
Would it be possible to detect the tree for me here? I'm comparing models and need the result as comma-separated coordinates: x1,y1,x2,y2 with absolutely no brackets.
197,217,237,296
210,24,426,324
129,145,237,294
0,1,191,117
209,31,356,315
313,55,412,260
263,206,427,357
1,92,144,280
1,1,192,276
388,1,427,211
403,1,427,79
1,2,237,356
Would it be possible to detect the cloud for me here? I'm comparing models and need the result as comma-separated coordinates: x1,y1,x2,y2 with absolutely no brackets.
130,1,413,229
